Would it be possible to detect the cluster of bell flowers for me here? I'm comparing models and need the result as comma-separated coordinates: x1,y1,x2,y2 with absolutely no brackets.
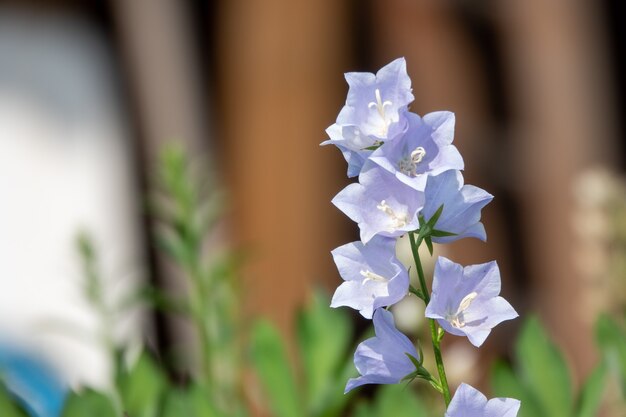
322,58,520,417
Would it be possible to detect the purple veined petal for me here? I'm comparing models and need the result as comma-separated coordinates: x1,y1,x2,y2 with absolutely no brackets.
425,257,518,347
330,236,409,318
345,309,418,393
369,112,464,191
422,170,493,243
338,58,414,141
332,165,423,243
446,383,520,417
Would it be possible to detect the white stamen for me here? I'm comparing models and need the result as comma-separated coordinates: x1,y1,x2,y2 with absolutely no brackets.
398,147,427,177
376,200,408,229
447,291,478,329
368,89,393,136
360,269,389,285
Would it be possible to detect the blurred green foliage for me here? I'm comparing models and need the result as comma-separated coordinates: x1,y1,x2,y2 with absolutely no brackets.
3,146,624,417
249,292,430,417
490,316,608,417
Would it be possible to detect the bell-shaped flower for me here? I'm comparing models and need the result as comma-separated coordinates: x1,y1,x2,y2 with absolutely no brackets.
321,124,374,177
422,170,493,243
336,57,414,142
446,383,520,417
425,257,518,347
369,111,464,190
332,164,423,243
345,308,418,393
330,236,409,319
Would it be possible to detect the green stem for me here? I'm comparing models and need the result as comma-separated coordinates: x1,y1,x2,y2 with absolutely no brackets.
429,319,451,406
186,254,214,389
408,232,451,407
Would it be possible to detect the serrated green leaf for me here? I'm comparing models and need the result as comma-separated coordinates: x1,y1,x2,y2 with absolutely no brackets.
62,389,116,417
576,363,607,417
117,352,167,417
516,317,572,417
490,360,543,417
250,320,301,417
297,291,352,417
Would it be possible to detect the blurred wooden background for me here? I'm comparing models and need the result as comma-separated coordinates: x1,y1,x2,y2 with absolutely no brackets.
2,0,625,404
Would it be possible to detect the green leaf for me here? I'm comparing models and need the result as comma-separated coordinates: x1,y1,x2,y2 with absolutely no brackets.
0,385,28,417
161,386,221,417
361,144,382,151
317,354,359,417
576,363,607,417
117,352,167,417
516,317,572,417
297,291,352,417
490,360,543,417
428,204,445,228
250,320,301,417
595,314,626,395
424,237,433,256
430,229,457,238
62,389,117,417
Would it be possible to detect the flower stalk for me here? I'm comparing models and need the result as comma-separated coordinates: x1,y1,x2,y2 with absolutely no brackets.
408,231,451,406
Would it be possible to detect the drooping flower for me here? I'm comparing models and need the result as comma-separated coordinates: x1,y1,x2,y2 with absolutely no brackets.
369,111,464,190
321,124,374,177
421,170,493,243
330,236,409,319
425,257,517,347
336,57,414,142
332,164,423,243
345,308,418,393
446,383,520,417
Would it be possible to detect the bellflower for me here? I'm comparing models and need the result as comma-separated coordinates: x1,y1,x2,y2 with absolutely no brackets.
332,164,423,243
336,57,414,142
321,124,373,177
425,257,517,347
345,308,418,393
330,236,409,319
369,111,464,190
446,383,520,417
422,170,493,243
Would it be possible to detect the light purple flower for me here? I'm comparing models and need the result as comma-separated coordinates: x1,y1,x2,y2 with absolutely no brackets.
345,308,418,393
330,236,409,318
369,111,464,190
425,257,517,347
332,165,423,243
336,57,414,142
321,124,373,177
422,170,493,243
446,383,520,417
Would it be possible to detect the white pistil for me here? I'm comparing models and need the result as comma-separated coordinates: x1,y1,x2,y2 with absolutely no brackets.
398,146,427,177
368,88,393,136
376,200,408,229
447,292,478,329
360,269,389,285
